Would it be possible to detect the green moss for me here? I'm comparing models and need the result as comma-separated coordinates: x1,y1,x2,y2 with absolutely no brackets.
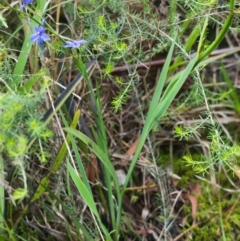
157,152,240,240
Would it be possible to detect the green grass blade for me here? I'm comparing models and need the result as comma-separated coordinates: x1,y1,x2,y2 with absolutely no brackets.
67,162,98,217
12,24,33,84
148,35,176,115
64,127,119,189
121,38,178,190
118,40,180,231
67,161,111,240
195,4,234,66
68,132,92,193
94,96,118,239
18,70,46,93
197,16,209,57
74,58,119,238
156,57,197,119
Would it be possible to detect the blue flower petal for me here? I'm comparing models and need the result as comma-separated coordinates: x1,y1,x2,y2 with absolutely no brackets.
30,23,50,45
41,33,51,41
38,38,44,45
75,40,87,45
20,4,26,10
33,26,39,32
30,33,40,42
63,44,71,48
23,0,34,4
21,0,34,11
63,39,87,48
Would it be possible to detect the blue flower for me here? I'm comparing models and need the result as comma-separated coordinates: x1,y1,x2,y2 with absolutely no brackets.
30,26,51,45
63,40,87,48
21,0,34,10
23,0,34,3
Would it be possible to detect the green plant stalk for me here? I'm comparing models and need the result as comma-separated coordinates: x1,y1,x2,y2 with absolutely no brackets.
168,15,203,74
95,91,117,237
169,3,235,85
62,109,108,219
67,162,97,218
65,128,120,240
198,47,240,66
185,22,201,52
68,161,112,241
147,35,177,115
117,49,196,232
67,163,105,240
122,57,197,193
170,19,202,70
116,37,176,230
12,0,48,83
68,129,92,194
75,58,120,240
195,0,235,66
156,57,197,119
65,129,119,240
197,16,209,56
169,46,240,74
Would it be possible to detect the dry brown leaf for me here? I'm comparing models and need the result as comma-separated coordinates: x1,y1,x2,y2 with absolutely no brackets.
126,138,139,156
185,194,198,225
137,228,148,235
86,155,98,183
181,215,188,227
121,138,139,165
189,182,201,195
187,183,201,225
233,165,240,179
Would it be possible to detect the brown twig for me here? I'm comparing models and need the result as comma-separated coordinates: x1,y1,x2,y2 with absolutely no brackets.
111,47,240,73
